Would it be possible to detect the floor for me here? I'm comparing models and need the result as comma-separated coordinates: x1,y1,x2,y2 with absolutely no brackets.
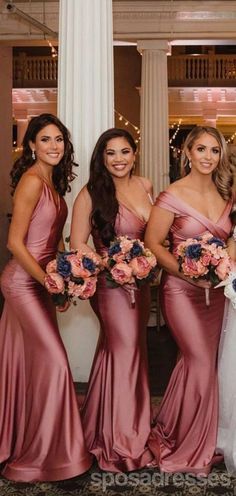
0,326,234,494
0,458,235,495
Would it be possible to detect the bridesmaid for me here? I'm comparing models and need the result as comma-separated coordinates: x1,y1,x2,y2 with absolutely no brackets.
0,114,92,481
217,204,236,473
145,126,233,474
70,128,154,472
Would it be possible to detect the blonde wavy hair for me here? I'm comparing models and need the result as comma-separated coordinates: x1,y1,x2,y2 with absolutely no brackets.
180,126,233,200
228,144,236,199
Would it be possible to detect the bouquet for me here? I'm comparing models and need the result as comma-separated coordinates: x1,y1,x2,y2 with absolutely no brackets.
103,235,158,305
44,250,102,306
174,232,232,305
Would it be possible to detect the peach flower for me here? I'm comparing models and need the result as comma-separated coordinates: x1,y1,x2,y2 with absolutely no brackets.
129,256,152,279
44,273,65,294
110,262,133,285
120,237,134,253
68,277,97,299
46,259,57,273
215,258,231,281
182,258,208,278
67,254,90,278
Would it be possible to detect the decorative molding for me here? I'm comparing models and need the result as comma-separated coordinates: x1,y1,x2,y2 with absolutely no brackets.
113,0,236,41
1,1,236,43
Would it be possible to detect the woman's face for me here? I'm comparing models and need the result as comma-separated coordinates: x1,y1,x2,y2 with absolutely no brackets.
103,136,135,179
30,124,65,167
187,132,221,176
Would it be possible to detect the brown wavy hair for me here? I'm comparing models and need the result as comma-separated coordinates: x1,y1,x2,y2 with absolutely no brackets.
10,113,78,195
87,128,137,246
180,126,233,200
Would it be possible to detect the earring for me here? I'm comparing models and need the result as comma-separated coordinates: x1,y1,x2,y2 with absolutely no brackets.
188,159,192,169
32,150,36,160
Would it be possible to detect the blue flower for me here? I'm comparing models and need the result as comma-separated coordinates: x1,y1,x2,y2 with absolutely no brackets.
82,256,96,273
108,242,121,256
207,237,225,247
57,253,72,278
185,243,202,259
232,279,236,292
130,241,143,258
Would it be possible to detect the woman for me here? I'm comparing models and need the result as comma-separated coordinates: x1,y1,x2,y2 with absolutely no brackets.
70,127,154,472
217,204,236,474
145,126,233,474
0,113,92,481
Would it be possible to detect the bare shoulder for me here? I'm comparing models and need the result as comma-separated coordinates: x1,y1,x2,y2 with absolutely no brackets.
135,175,153,193
166,177,188,197
74,185,92,208
14,172,43,201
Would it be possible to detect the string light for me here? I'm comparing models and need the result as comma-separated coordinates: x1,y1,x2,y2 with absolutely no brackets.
169,119,182,146
115,110,140,143
47,39,58,59
226,132,236,144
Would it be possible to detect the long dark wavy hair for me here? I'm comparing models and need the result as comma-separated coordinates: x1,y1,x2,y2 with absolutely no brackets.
87,127,137,246
180,126,233,200
10,113,78,195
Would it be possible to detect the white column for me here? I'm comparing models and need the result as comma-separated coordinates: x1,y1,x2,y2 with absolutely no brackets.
137,40,170,195
57,0,114,382
0,47,12,275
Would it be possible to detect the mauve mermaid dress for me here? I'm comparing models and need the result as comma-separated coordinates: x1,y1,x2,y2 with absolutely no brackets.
149,191,232,474
81,203,154,472
0,182,92,482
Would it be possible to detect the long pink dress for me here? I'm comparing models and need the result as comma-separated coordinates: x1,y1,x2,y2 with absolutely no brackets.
149,191,232,474
81,203,154,472
0,182,92,482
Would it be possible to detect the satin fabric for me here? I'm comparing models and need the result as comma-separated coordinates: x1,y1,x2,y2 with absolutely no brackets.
81,203,153,472
149,191,232,474
0,182,92,482
217,270,236,474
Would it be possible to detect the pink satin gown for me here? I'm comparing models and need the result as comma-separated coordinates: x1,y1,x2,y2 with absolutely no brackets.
149,191,232,474
0,182,92,482
81,203,154,472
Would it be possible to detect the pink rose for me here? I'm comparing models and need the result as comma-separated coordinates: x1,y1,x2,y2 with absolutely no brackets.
182,258,208,278
112,252,126,263
46,259,57,273
44,273,65,294
79,277,97,299
129,256,152,279
201,253,211,266
120,237,134,254
110,262,133,285
67,254,90,278
145,253,157,268
215,258,231,281
68,277,97,299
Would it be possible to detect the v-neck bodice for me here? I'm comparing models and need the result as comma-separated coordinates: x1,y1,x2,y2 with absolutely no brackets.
155,190,233,250
92,203,147,256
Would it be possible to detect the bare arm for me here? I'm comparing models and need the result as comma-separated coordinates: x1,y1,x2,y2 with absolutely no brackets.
70,186,96,254
227,236,236,261
7,174,46,286
144,205,182,277
145,205,211,288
